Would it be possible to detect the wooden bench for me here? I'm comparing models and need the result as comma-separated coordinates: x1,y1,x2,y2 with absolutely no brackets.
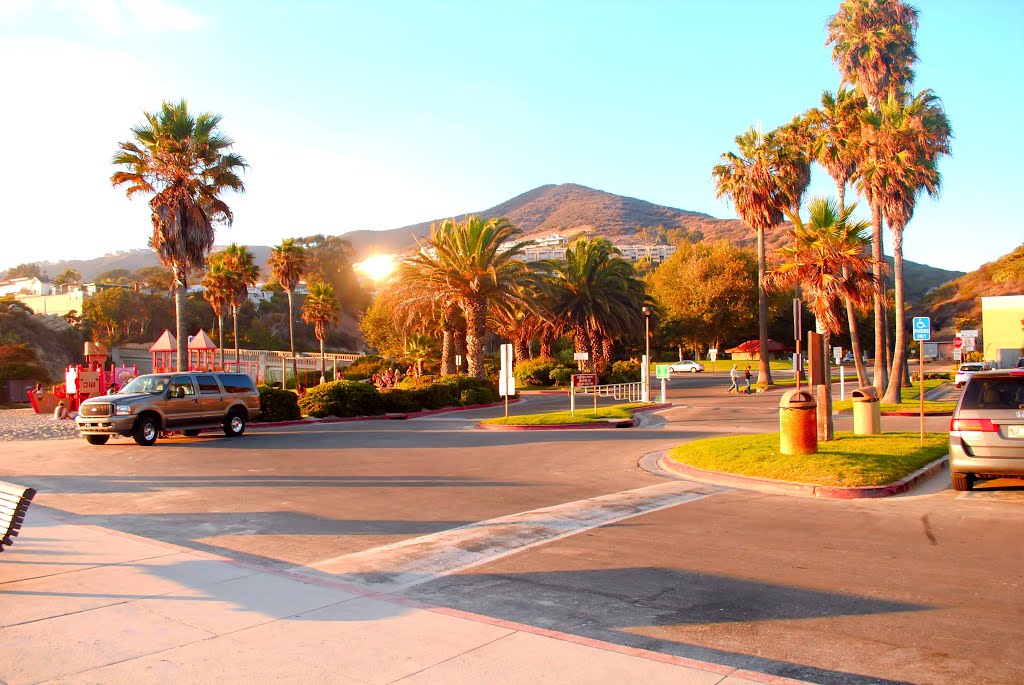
0,481,37,553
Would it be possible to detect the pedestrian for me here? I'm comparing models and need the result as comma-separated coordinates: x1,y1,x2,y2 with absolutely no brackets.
728,364,739,394
744,365,752,394
52,400,68,420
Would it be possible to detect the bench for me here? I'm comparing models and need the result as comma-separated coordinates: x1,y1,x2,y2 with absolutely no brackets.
0,481,37,553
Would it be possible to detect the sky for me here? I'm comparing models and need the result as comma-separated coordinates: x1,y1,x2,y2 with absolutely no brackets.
1,0,1021,274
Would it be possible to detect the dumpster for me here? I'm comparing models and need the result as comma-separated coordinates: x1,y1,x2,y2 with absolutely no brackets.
779,389,817,455
851,386,881,435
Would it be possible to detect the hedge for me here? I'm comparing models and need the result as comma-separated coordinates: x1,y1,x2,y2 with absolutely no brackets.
257,386,301,422
298,380,385,418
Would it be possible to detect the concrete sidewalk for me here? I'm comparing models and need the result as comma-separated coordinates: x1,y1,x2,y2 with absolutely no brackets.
1,509,807,685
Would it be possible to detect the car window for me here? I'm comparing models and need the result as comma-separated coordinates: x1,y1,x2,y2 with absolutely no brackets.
168,376,196,397
196,374,221,394
959,364,983,372
219,374,256,393
960,377,1024,410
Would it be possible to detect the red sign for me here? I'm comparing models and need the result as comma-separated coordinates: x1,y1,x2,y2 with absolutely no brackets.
572,374,598,387
953,336,963,349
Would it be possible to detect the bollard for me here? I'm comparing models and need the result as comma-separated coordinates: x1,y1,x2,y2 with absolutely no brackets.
851,386,881,435
779,389,818,455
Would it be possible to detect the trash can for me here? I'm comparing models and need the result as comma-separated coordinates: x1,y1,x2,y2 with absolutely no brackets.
851,386,881,435
779,389,818,455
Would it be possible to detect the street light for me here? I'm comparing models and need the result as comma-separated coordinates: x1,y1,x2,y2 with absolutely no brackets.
642,305,652,402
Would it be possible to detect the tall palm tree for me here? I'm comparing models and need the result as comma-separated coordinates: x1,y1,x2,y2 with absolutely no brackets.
111,99,246,371
828,0,920,394
765,197,878,440
857,90,952,404
201,259,233,368
268,239,307,383
301,281,339,384
712,126,808,385
805,88,872,386
221,244,260,367
400,216,531,379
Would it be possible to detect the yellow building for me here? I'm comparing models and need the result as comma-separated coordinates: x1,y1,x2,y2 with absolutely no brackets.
981,295,1024,368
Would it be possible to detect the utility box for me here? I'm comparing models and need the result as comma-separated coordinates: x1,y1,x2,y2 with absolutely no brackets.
1,380,37,404
779,389,818,455
851,386,881,435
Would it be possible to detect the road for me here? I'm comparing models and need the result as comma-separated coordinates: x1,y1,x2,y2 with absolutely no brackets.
1,374,1021,684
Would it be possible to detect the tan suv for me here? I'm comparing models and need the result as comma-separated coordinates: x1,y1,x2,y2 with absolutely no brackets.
76,372,260,446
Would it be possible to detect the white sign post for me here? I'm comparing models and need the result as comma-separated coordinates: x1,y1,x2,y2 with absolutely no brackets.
498,344,515,418
912,317,930,447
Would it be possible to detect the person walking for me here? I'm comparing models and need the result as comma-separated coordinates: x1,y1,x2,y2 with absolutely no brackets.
728,364,739,394
744,365,752,394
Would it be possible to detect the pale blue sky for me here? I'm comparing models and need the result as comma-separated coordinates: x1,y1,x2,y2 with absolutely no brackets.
1,0,1021,273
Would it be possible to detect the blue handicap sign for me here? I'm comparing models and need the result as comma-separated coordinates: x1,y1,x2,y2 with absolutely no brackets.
912,316,930,341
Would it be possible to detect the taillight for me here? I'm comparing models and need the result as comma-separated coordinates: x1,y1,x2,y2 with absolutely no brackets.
950,418,998,432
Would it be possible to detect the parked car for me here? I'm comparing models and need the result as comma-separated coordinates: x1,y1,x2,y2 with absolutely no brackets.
842,352,856,363
954,362,986,388
75,372,260,446
948,368,1024,491
670,360,704,373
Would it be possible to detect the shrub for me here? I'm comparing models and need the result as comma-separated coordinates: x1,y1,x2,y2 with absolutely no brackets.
0,362,50,382
513,357,561,387
604,360,640,384
911,371,952,381
257,386,301,422
460,387,494,406
298,383,337,418
285,369,334,389
379,388,422,413
297,380,385,418
341,355,390,381
549,367,573,386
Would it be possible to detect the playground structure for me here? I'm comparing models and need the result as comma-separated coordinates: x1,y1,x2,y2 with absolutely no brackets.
149,329,263,381
28,341,139,414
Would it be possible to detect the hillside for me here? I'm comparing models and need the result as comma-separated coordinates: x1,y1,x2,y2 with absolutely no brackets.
920,243,1024,334
8,184,965,301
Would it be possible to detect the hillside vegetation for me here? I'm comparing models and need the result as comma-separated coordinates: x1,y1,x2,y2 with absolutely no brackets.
920,243,1024,334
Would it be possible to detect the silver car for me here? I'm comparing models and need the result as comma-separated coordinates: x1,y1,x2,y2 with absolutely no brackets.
948,369,1024,491
954,362,985,388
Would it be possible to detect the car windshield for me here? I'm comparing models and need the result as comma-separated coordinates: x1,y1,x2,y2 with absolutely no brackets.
960,377,1024,410
959,364,984,372
118,375,172,395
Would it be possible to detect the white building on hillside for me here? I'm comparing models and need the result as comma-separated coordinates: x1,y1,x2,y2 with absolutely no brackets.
0,277,51,297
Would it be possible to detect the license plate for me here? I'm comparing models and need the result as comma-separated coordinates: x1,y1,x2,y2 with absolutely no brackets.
1008,425,1024,439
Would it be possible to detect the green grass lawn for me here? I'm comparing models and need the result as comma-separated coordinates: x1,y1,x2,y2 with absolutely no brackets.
668,431,948,487
480,402,648,426
832,378,955,413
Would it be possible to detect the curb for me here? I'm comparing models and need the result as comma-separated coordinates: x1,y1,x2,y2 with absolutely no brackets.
477,403,672,431
248,398,522,430
657,454,949,499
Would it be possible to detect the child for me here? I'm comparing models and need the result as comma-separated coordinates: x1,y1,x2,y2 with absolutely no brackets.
52,401,68,420
744,366,752,394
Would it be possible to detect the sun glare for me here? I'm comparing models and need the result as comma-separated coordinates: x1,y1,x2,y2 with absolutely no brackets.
356,254,396,282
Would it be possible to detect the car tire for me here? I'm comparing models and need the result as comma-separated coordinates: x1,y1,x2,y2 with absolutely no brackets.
183,429,202,437
223,409,246,437
951,472,974,492
85,435,109,446
690,368,697,373
133,416,158,446
955,382,962,389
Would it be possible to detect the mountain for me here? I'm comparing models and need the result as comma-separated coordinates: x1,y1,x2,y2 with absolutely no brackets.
9,184,966,300
919,243,1024,334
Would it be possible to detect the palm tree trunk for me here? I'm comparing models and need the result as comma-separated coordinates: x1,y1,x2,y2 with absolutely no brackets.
588,328,603,376
441,325,455,375
822,328,834,441
540,332,553,359
870,201,888,393
287,290,298,387
463,297,486,379
574,327,589,371
217,313,224,369
232,305,240,373
836,181,869,387
174,266,187,371
513,336,529,364
319,337,326,385
756,226,773,385
602,337,615,371
882,229,908,404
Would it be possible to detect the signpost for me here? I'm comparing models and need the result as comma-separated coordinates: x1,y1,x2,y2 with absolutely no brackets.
912,316,930,446
570,373,598,416
708,348,717,372
498,344,515,418
656,364,671,404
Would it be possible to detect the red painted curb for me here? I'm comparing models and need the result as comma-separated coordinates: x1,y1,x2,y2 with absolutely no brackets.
477,403,672,431
658,453,949,499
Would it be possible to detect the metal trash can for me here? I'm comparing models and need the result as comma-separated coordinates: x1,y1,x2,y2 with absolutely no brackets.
851,386,881,435
779,389,818,455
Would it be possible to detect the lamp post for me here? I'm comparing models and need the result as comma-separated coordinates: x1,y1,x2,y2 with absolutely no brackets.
642,305,652,402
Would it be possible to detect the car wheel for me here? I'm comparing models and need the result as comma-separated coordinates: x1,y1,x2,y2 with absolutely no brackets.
133,416,158,446
955,383,962,388
183,429,201,437
85,435,109,446
690,367,697,373
951,472,974,492
223,410,246,437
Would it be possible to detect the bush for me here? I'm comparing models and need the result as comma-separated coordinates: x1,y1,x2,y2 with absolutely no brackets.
285,369,335,389
341,355,390,381
0,362,50,382
257,386,301,422
549,367,573,386
460,387,494,406
513,357,561,387
604,360,640,384
911,371,952,381
379,388,422,413
297,380,385,418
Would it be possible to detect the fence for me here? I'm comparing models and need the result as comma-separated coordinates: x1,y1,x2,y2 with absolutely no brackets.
570,381,645,414
112,344,361,384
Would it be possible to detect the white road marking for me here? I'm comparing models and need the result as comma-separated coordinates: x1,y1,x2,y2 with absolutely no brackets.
301,480,723,592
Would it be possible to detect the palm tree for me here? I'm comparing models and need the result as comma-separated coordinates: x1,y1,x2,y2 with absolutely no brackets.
805,88,872,386
828,0,920,394
111,99,246,371
712,126,808,385
301,281,339,384
201,259,233,368
765,197,878,440
53,268,82,287
403,333,436,376
221,244,260,367
857,90,952,404
268,239,307,383
400,216,531,379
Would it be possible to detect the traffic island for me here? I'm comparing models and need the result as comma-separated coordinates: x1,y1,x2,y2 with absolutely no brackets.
660,431,949,498
478,403,670,431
